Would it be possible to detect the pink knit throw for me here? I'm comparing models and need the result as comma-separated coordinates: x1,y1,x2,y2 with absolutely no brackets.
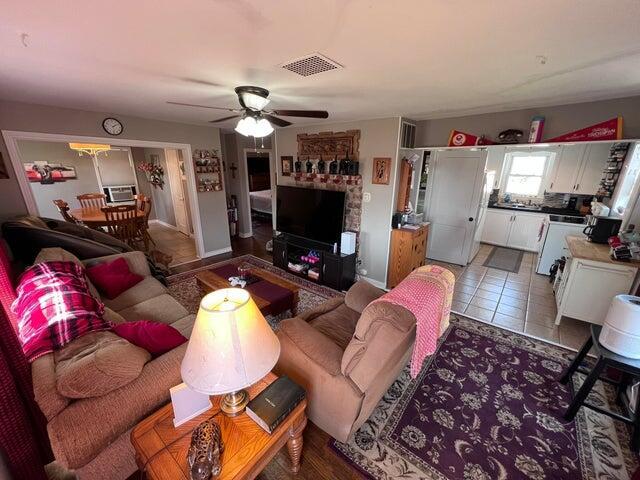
374,265,455,378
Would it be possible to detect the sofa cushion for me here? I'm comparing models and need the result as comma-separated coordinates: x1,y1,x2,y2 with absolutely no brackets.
344,280,384,313
34,247,100,299
117,293,189,324
170,314,196,339
103,276,166,312
55,331,151,399
112,321,187,356
86,257,144,300
309,303,360,350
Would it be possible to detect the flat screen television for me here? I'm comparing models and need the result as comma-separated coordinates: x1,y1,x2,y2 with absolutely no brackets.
276,185,345,245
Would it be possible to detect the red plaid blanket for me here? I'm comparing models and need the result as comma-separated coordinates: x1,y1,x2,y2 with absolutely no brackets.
11,261,108,361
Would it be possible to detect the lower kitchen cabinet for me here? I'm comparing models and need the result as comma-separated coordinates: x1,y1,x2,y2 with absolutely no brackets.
555,256,638,325
481,209,546,252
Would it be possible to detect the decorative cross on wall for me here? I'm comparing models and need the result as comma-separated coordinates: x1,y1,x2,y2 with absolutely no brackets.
229,163,238,179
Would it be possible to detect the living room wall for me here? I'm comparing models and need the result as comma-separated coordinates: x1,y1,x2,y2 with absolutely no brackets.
275,117,401,287
0,99,229,255
415,94,640,147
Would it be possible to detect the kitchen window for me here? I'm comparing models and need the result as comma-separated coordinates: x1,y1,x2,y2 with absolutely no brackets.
503,151,552,197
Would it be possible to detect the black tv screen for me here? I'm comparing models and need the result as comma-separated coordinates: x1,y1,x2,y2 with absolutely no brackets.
276,186,345,244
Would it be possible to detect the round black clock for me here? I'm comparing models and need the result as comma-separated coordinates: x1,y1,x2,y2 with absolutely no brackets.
102,117,123,136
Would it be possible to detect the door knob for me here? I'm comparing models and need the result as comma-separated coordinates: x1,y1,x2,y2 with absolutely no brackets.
468,217,474,221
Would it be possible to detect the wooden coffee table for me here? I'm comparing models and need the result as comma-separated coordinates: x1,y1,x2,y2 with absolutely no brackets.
131,372,307,479
196,266,300,316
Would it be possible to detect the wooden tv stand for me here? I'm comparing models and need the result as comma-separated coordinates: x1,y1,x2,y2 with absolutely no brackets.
272,234,356,291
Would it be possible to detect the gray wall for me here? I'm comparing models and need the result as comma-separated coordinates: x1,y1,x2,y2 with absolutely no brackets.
275,118,401,285
416,95,640,147
17,140,102,219
95,148,136,186
142,147,176,226
0,99,229,254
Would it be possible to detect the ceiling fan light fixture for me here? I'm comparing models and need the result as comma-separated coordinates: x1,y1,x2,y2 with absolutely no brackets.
235,116,257,136
254,118,274,137
239,92,270,111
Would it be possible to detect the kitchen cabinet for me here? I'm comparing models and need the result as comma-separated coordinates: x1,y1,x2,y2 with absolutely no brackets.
546,143,608,195
481,209,546,252
547,144,585,193
481,209,512,245
574,143,610,195
485,146,506,189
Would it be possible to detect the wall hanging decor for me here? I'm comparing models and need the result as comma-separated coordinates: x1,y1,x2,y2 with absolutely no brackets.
24,161,77,184
0,152,7,179
193,149,223,192
137,161,165,189
372,157,391,185
281,156,292,176
547,117,623,143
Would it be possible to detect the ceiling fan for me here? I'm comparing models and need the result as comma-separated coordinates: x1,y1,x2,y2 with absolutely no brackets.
167,86,329,137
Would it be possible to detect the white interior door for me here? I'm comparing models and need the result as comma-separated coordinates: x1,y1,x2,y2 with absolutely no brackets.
165,148,190,236
425,149,487,265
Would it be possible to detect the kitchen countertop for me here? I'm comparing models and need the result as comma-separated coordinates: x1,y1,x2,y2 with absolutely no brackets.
565,235,640,267
489,204,587,216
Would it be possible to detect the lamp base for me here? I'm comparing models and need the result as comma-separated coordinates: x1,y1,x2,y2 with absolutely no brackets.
220,389,249,417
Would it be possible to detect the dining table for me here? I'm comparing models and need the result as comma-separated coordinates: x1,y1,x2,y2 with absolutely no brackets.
69,207,145,228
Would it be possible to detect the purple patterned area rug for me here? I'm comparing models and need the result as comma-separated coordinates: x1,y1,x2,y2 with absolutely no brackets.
332,316,639,480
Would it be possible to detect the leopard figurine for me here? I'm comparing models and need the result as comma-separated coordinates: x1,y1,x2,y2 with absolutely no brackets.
187,419,224,480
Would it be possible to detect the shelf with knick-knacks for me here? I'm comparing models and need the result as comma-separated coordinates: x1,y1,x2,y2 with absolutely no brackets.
193,149,223,192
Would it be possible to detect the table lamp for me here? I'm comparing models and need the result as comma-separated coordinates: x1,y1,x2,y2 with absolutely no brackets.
181,288,280,416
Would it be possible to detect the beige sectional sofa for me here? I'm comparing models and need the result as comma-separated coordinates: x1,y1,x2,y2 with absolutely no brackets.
30,248,195,480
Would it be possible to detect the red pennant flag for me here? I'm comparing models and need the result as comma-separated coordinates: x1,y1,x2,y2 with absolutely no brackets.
546,117,623,143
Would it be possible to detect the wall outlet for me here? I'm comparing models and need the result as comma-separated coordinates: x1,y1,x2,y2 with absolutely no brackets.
363,192,371,203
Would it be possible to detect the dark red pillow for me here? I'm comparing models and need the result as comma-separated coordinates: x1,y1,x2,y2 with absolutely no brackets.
112,320,187,356
86,257,144,300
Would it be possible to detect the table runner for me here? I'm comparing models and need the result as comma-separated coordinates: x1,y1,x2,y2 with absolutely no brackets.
211,265,294,315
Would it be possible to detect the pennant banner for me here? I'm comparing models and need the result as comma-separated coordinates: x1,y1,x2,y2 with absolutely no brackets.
546,117,623,143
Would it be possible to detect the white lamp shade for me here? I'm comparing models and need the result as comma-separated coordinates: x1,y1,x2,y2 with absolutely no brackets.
181,288,280,395
235,116,257,137
239,91,270,111
254,118,274,137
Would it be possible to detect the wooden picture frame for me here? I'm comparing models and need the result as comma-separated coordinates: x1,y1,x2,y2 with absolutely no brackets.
297,130,360,161
281,156,292,176
0,152,8,180
372,157,391,185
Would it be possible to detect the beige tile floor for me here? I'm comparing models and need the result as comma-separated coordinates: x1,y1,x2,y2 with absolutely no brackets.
436,243,591,351
148,223,198,266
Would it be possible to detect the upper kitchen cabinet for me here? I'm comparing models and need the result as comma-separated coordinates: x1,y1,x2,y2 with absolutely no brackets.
546,144,585,193
574,143,610,195
485,146,506,189
546,143,609,195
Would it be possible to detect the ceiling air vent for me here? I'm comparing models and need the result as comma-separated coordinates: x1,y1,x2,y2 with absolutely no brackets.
281,53,342,77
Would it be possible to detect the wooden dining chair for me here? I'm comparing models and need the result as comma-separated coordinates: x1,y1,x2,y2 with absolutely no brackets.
52,199,78,224
102,205,139,248
77,193,107,209
133,194,155,250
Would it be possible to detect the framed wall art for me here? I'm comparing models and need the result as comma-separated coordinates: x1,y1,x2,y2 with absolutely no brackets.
281,155,293,176
372,157,391,185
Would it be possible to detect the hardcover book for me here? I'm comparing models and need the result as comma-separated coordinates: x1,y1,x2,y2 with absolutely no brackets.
246,376,305,433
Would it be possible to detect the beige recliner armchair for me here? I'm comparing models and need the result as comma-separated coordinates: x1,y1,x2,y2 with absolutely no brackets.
276,280,442,443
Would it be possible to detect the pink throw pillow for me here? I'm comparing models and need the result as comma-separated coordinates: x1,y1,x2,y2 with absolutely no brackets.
86,257,144,300
112,320,187,356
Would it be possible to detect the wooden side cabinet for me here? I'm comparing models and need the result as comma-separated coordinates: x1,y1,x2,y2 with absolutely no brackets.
387,224,429,288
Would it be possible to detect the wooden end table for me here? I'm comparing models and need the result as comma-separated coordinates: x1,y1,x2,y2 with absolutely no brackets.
131,372,307,479
195,266,300,316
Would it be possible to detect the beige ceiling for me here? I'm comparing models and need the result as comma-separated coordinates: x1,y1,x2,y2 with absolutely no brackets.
2,0,640,127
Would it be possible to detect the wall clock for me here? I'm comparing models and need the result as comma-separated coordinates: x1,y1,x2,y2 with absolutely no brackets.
102,117,123,136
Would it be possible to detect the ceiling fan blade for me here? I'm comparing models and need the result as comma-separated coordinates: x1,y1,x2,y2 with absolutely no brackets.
167,101,239,112
209,115,241,123
263,114,292,127
270,109,329,119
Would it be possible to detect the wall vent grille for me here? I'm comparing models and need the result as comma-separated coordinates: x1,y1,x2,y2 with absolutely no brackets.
282,53,342,77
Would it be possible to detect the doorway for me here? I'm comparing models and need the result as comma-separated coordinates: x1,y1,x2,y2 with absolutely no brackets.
243,149,273,246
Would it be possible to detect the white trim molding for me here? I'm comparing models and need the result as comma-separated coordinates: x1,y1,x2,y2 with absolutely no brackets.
201,246,233,258
1,130,206,259
357,275,388,290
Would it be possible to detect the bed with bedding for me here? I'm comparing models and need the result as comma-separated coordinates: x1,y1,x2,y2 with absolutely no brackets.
249,189,272,215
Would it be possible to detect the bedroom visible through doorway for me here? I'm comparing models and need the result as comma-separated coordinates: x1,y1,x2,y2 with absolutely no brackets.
246,150,273,247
